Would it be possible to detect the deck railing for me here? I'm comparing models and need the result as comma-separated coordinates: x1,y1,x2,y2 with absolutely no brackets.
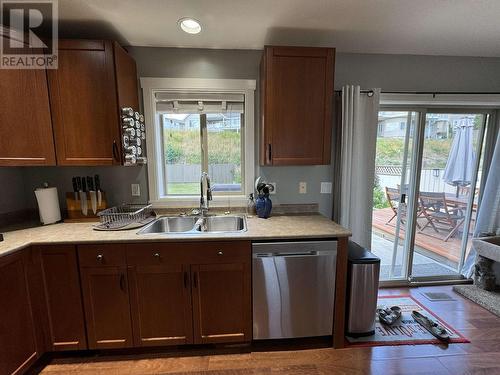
375,165,481,195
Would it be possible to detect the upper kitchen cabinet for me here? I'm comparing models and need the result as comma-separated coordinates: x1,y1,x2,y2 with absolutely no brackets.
0,38,56,166
113,41,140,111
47,40,139,166
260,46,335,165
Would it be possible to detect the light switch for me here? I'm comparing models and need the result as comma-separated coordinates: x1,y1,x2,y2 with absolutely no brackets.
299,182,307,194
321,182,332,194
131,184,141,196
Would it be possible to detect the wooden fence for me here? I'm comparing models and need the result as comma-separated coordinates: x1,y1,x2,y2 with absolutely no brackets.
166,163,237,183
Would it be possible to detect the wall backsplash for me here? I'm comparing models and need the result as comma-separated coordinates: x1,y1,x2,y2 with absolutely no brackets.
4,47,500,218
0,168,27,214
0,166,148,214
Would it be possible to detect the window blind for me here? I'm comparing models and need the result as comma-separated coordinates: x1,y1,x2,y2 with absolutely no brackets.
155,92,244,114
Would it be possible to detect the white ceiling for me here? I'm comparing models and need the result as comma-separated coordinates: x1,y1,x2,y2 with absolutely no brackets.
59,0,500,57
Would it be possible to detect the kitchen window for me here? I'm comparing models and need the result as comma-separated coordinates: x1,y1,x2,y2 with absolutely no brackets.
141,78,256,207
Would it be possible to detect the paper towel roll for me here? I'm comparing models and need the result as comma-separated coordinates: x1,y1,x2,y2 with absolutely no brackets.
35,187,61,225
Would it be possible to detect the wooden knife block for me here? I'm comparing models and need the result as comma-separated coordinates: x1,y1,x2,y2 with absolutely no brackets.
65,192,107,221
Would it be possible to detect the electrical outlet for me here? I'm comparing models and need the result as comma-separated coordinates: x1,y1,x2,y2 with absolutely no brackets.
321,182,333,194
131,184,141,197
299,182,307,194
268,182,277,194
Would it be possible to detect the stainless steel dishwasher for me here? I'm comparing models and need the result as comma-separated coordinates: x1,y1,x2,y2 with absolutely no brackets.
252,240,337,340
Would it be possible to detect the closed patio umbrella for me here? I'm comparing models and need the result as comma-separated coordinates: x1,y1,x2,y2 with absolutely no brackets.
443,117,476,197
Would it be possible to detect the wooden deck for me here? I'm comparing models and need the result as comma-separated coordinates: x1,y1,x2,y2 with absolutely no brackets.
372,207,472,263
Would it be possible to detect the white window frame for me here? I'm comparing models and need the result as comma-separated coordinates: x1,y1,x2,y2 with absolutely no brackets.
141,77,256,208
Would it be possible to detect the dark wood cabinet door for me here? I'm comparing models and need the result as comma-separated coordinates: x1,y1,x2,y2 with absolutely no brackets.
0,252,38,375
80,263,133,349
38,245,87,351
0,38,55,166
128,263,193,347
191,258,251,344
48,40,121,165
261,46,335,165
113,42,139,111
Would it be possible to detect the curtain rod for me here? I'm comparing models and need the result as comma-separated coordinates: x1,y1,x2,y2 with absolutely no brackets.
382,91,500,95
335,90,500,95
334,89,375,97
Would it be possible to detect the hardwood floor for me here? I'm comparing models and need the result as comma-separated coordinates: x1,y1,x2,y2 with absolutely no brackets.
38,286,500,375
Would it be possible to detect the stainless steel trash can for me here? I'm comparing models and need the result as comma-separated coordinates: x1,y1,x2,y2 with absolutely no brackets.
346,240,380,337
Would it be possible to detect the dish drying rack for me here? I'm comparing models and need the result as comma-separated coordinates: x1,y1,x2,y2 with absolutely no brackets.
93,204,155,231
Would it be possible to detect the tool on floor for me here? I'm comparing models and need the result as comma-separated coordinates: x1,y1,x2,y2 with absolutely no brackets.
411,310,450,342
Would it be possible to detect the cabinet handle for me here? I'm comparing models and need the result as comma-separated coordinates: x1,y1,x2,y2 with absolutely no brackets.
153,252,160,258
112,140,120,162
217,250,224,256
96,254,103,262
193,272,198,288
268,143,272,163
120,274,126,292
183,271,189,289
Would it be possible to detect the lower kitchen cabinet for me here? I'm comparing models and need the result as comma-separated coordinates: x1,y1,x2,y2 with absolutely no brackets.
128,263,193,346
126,241,252,346
0,252,39,375
78,245,133,349
191,261,252,344
37,246,87,351
0,240,252,373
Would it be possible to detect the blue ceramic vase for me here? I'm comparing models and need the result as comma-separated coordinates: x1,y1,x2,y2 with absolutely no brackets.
255,194,272,219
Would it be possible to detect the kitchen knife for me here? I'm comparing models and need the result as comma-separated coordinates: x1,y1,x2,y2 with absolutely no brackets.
80,177,88,216
94,174,102,207
76,176,82,195
76,177,87,216
87,176,97,215
72,177,79,201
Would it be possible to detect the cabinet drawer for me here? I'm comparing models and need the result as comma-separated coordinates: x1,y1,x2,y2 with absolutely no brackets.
126,241,251,266
78,244,126,267
189,241,251,264
126,243,181,266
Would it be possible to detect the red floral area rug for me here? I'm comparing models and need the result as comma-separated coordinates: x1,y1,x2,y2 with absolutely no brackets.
347,295,469,346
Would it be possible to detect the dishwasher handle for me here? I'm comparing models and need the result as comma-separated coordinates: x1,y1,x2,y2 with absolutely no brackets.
254,250,336,258
275,251,318,257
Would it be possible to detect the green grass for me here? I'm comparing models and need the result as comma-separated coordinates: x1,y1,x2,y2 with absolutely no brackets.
167,183,200,195
164,128,241,165
376,138,453,169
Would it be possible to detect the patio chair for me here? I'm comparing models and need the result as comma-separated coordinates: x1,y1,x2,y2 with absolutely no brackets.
418,191,465,242
459,185,480,197
385,187,423,229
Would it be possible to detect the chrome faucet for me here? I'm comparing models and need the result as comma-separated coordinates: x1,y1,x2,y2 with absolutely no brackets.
200,172,212,216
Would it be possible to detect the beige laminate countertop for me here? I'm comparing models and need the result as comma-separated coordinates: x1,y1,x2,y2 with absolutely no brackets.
0,214,351,258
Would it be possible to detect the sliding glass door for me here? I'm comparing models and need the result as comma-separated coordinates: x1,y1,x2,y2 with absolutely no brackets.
371,111,418,280
372,108,489,282
408,112,487,281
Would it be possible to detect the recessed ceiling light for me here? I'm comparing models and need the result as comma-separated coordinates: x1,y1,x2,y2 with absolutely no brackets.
178,17,202,34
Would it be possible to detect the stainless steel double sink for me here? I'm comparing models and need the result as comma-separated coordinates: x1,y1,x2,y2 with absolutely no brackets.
138,215,247,235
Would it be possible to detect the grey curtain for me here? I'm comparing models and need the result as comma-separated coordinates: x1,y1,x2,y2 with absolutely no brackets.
334,85,381,248
462,110,500,278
